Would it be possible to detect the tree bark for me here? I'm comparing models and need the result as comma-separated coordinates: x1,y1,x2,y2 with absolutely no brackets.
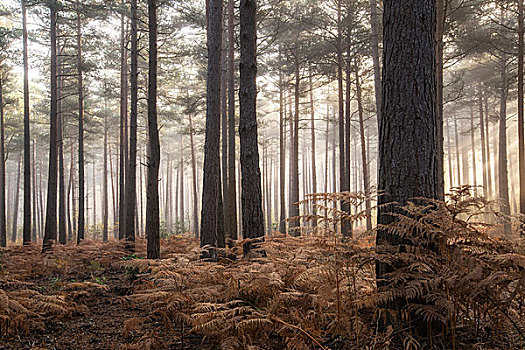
518,0,525,235
43,4,59,252
289,52,300,235
0,74,5,247
77,0,85,244
470,106,478,196
239,0,265,254
309,67,317,228
478,84,488,197
11,157,21,244
189,114,199,237
355,59,372,231
377,0,437,331
103,108,109,242
146,0,160,259
125,0,139,247
369,0,381,117
278,50,286,234
22,0,31,246
200,0,223,256
119,0,128,240
499,51,511,235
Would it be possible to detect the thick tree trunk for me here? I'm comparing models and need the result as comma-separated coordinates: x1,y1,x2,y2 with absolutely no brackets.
200,0,223,256
146,0,160,259
239,0,265,253
22,0,31,246
43,5,59,252
227,0,238,241
125,0,139,247
377,0,437,331
77,1,85,244
355,60,372,231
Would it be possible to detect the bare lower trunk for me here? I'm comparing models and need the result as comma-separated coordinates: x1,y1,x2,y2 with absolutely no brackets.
22,0,31,245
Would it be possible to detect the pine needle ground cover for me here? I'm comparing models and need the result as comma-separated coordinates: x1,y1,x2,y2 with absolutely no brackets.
0,192,524,349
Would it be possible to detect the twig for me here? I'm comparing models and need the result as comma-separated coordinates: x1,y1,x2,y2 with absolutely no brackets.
269,315,327,350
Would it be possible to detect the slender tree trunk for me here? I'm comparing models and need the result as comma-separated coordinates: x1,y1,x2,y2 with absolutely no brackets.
43,5,59,252
57,61,66,245
93,162,97,234
125,0,139,247
369,0,381,118
478,84,488,197
146,0,160,258
0,74,5,247
309,67,317,228
189,114,199,237
485,92,493,198
344,40,352,236
454,117,462,185
32,140,37,242
221,19,229,241
278,50,286,234
119,0,128,240
499,52,511,235
239,0,265,253
11,157,21,244
110,145,117,238
470,106,478,196
355,60,372,231
446,118,454,188
227,0,237,241
180,136,185,226
436,0,446,197
200,0,223,256
22,0,31,246
518,0,525,235
377,0,437,332
67,147,74,242
77,1,85,244
102,111,109,242
289,53,300,235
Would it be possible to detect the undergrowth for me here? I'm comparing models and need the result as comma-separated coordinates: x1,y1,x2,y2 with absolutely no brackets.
0,187,523,349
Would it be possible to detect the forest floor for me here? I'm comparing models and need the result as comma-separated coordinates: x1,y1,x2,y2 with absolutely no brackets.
0,226,523,350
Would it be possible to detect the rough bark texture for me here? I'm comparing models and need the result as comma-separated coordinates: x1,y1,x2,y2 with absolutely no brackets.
22,0,31,246
125,0,139,247
43,5,59,252
146,0,160,259
239,0,265,253
200,0,223,254
376,0,437,328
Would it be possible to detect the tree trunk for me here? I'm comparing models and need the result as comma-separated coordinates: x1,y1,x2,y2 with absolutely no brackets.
470,106,478,196
499,51,511,235
189,114,199,237
518,0,525,235
22,0,31,246
125,0,139,247
478,84,488,198
227,0,238,241
77,0,85,244
0,74,5,247
344,39,352,236
200,0,223,257
355,59,372,231
309,67,317,228
369,0,381,118
485,91,493,198
67,147,74,242
446,118,454,188
119,0,128,240
239,0,265,254
436,0,446,197
377,0,437,331
43,4,59,252
146,0,160,259
454,117,462,185
103,110,109,242
179,136,185,226
289,52,300,235
221,19,229,241
58,56,66,245
278,50,286,234
11,157,21,244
